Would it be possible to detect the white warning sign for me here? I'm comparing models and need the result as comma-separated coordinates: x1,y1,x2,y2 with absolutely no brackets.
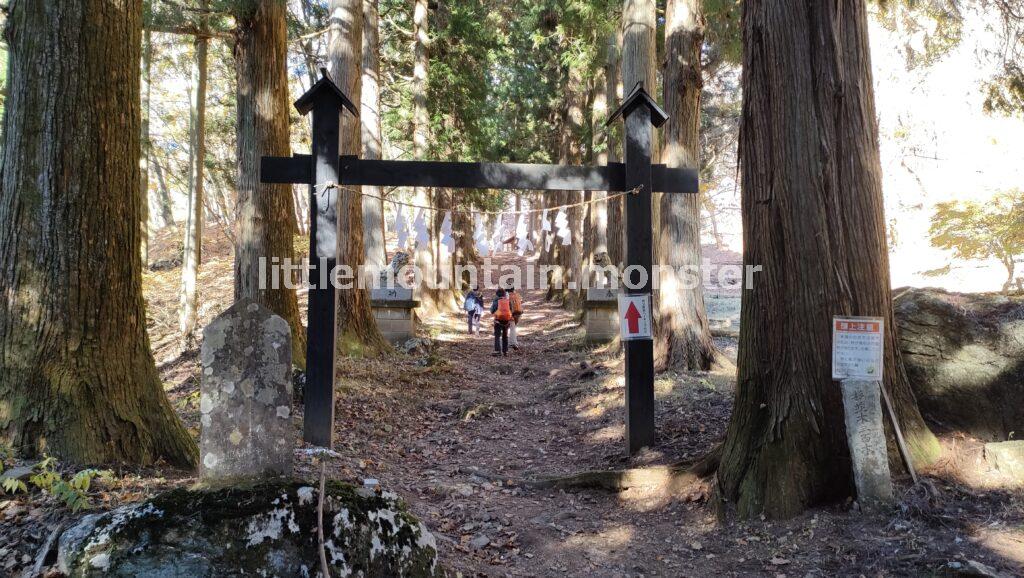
832,316,885,380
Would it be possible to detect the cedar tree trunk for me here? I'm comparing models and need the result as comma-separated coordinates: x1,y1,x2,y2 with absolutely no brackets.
234,0,308,368
0,0,197,466
328,0,389,355
655,0,717,370
715,0,940,519
361,0,387,272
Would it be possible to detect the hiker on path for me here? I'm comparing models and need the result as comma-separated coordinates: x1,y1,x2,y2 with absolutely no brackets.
464,286,484,335
508,286,523,352
490,287,512,356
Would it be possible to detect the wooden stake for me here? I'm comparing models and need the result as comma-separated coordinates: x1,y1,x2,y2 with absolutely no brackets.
878,381,919,485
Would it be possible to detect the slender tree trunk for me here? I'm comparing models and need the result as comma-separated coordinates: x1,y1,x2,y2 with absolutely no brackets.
141,29,153,267
655,0,717,370
606,30,624,269
703,195,726,249
1001,254,1014,295
179,8,208,339
433,188,460,310
153,159,176,228
361,0,387,272
589,67,609,287
412,0,439,313
716,0,940,519
0,0,197,466
234,0,308,368
328,0,389,355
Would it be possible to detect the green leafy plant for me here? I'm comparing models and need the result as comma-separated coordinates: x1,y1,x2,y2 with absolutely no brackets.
0,445,27,495
26,456,113,512
1,477,27,495
929,189,1024,294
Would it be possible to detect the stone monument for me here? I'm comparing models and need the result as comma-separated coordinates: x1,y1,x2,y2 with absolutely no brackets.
583,287,619,344
841,379,895,510
199,299,294,482
372,251,420,343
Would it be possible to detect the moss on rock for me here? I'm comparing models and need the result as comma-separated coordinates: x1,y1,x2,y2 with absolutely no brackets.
57,479,441,577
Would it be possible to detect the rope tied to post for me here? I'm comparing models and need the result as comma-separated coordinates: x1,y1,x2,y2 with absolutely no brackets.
310,182,644,217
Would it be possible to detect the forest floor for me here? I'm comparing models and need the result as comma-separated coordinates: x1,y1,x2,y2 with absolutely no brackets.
1,225,1023,577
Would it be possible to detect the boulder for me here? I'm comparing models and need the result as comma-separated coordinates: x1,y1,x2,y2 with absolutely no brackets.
894,288,1024,440
985,441,1024,480
57,479,440,577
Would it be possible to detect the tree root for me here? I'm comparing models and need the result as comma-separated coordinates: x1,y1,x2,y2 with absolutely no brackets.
524,445,722,493
451,447,722,497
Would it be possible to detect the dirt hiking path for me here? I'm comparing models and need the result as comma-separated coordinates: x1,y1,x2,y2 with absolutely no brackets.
305,252,1023,577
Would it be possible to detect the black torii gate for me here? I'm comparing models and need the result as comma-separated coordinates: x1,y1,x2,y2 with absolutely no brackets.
261,71,698,455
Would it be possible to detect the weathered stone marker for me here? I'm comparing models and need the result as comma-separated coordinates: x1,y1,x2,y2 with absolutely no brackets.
371,287,419,344
200,299,294,482
583,287,619,344
841,379,895,510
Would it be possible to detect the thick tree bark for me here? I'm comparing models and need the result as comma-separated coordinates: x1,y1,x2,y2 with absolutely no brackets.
361,0,387,272
621,0,656,110
233,0,308,368
0,0,197,466
328,0,389,355
655,0,717,371
715,0,940,519
179,9,208,339
141,29,153,266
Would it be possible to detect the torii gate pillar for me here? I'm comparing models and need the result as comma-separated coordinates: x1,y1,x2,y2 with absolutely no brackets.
609,83,667,454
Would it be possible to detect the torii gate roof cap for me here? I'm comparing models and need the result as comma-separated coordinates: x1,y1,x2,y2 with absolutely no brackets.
294,68,359,117
606,83,668,128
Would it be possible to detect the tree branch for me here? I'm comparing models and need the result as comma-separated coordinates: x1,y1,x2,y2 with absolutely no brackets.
145,24,232,39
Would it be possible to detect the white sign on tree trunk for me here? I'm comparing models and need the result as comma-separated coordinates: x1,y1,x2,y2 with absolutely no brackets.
832,316,884,380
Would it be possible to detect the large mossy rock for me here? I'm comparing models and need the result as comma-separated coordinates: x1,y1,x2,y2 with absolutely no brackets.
57,479,440,577
894,288,1024,441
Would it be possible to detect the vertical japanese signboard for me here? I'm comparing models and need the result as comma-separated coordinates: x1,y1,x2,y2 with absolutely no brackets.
832,317,885,380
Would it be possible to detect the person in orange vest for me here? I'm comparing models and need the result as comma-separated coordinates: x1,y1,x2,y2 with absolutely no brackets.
490,288,513,356
507,286,524,352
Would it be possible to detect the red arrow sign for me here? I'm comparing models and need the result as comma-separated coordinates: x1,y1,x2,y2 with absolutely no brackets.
624,302,642,334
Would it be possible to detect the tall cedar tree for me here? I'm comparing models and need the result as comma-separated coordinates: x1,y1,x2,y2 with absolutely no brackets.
605,31,624,268
655,0,717,370
411,0,442,314
0,0,197,466
141,30,154,266
179,1,209,339
361,0,387,272
620,0,656,287
715,0,940,519
234,0,308,368
328,0,389,355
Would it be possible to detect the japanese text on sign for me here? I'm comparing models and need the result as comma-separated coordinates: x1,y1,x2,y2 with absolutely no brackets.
618,294,653,341
832,316,884,380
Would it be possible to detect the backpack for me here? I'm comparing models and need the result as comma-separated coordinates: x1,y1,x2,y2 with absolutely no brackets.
495,297,513,322
509,292,523,315
464,294,477,312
